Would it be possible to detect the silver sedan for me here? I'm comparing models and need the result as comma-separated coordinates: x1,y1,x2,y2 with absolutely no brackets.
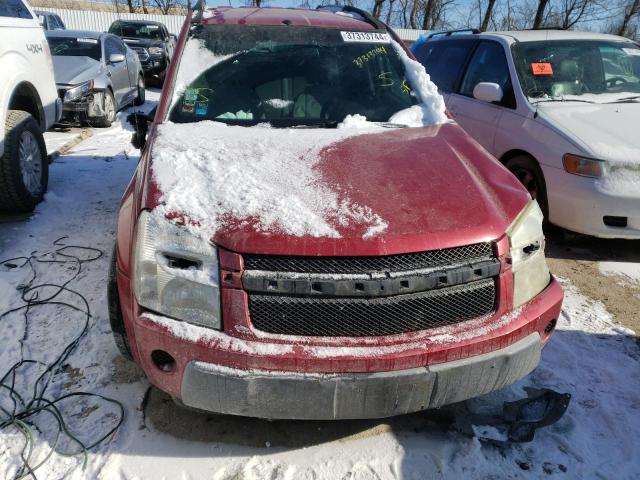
46,30,145,127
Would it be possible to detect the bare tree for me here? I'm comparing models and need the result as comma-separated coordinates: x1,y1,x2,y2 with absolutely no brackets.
480,0,497,30
618,0,640,35
533,0,550,27
372,0,386,17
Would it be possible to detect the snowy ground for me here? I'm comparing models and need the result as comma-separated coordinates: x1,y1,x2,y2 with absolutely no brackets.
1,91,639,479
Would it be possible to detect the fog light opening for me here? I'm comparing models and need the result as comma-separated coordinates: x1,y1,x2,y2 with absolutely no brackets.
544,319,557,336
151,350,175,372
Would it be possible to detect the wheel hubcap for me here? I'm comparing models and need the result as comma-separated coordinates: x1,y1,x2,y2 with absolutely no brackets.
18,131,42,196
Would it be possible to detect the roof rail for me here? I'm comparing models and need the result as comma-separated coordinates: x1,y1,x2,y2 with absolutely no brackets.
426,28,480,39
316,5,387,31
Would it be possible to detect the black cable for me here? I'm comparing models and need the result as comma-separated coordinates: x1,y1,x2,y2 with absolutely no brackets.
0,238,125,479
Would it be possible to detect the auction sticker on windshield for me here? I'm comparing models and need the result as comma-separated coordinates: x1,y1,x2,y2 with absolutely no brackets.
341,31,390,43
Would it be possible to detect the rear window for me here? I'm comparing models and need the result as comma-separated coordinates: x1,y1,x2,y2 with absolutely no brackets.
414,40,475,92
0,0,32,18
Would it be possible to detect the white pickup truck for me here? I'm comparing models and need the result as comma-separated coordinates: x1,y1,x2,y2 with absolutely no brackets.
0,0,61,212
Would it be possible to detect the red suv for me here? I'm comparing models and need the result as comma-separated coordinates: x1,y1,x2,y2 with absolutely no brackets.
109,6,563,419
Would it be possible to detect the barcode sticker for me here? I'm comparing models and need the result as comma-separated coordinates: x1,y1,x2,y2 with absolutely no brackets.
340,31,391,43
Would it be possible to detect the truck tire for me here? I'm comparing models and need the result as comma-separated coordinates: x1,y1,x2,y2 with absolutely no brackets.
93,89,117,128
108,245,133,360
0,111,48,212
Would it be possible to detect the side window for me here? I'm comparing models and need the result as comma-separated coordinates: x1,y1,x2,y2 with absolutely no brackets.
414,40,475,92
54,15,65,29
0,0,32,18
104,38,118,59
460,41,515,107
113,37,126,54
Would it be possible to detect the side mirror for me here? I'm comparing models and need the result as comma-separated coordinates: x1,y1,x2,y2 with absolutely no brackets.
472,82,504,103
127,109,154,150
170,34,177,41
108,53,126,64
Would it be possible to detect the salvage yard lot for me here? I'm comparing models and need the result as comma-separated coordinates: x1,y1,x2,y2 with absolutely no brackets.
0,91,639,479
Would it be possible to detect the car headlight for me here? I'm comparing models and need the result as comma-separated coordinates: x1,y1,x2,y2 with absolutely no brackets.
133,210,221,329
148,47,164,56
563,154,607,177
63,80,93,102
507,200,550,308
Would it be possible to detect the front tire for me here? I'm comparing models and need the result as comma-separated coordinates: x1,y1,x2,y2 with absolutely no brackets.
94,89,117,128
108,245,133,360
505,154,549,218
0,111,48,212
133,75,145,106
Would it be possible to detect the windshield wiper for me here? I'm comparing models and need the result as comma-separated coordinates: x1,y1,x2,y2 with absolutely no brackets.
531,98,597,105
604,95,640,104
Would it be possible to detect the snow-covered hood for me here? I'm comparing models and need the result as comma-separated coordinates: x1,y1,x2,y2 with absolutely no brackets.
537,102,640,164
52,56,102,86
122,37,164,49
145,121,529,256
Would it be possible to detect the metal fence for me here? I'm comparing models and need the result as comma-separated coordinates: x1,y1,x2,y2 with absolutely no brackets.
34,7,186,34
34,7,428,42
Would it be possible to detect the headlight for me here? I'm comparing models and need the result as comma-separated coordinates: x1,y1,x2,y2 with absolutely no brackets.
134,210,221,329
148,47,164,56
507,200,550,308
63,80,93,102
563,154,606,177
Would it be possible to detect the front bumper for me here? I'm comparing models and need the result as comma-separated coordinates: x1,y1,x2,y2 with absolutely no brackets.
140,57,167,77
544,164,640,238
126,274,563,419
181,332,541,419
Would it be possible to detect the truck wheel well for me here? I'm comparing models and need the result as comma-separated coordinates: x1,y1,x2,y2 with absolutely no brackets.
8,83,45,130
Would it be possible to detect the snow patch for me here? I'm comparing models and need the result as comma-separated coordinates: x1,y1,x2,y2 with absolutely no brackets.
171,38,233,107
391,40,448,126
598,260,640,283
152,121,388,240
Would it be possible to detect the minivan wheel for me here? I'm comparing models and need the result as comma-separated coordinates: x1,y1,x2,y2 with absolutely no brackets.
505,155,549,218
134,75,146,106
0,111,48,212
108,246,133,360
94,90,116,128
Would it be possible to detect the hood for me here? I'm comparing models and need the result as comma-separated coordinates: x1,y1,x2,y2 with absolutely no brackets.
122,37,163,49
53,56,102,86
144,122,529,256
537,101,640,164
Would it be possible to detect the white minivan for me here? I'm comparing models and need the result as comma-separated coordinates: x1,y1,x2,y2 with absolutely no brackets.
1,0,61,212
413,30,640,239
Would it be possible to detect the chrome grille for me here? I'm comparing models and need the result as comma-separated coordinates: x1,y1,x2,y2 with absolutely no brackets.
243,242,493,274
131,46,149,61
248,279,496,337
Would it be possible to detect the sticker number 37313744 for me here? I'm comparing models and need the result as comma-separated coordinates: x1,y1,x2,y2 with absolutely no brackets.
341,31,391,43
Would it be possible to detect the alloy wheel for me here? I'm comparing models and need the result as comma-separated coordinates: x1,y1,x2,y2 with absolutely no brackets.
18,131,42,196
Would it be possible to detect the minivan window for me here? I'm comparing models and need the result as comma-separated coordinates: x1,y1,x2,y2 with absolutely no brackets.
460,41,515,107
413,40,474,92
170,25,418,127
512,40,640,100
0,0,32,18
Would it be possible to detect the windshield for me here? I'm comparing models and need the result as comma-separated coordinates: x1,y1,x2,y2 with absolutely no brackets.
512,40,640,102
47,37,101,61
169,25,417,127
109,22,163,40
